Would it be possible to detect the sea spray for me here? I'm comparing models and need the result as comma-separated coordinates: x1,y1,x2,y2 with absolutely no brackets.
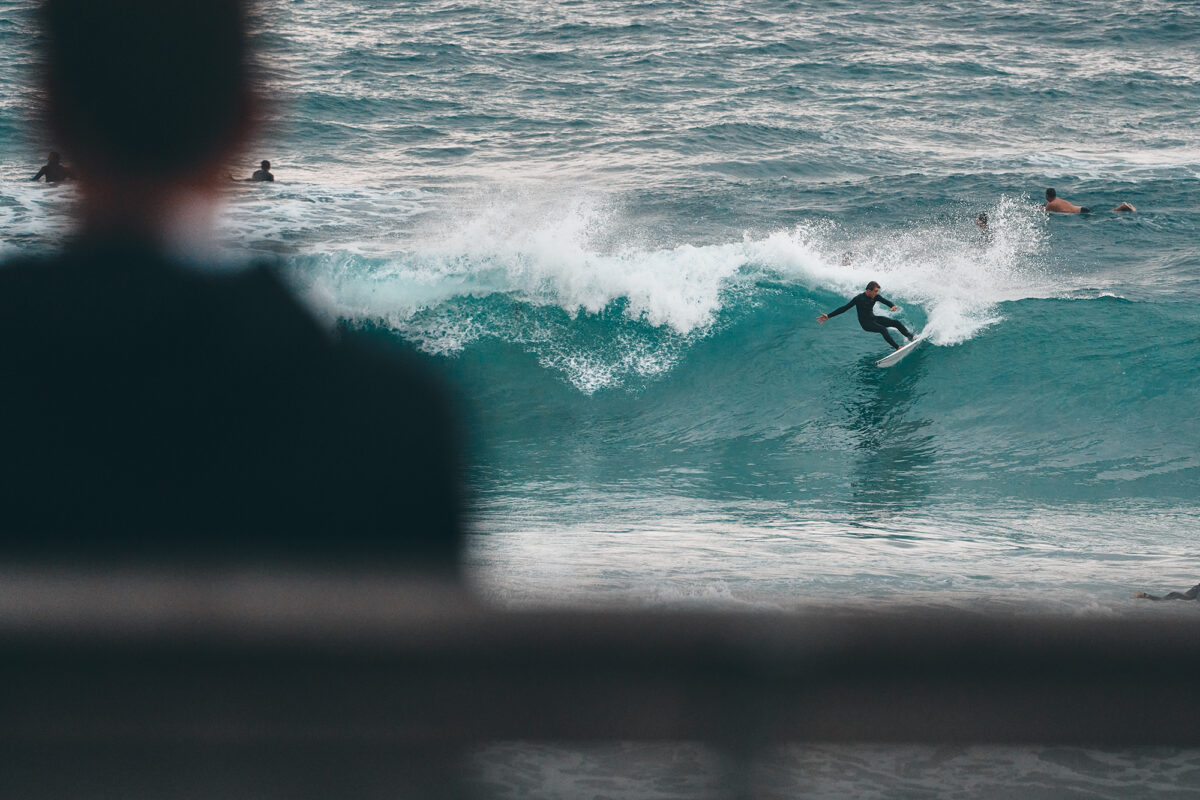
285,188,1061,390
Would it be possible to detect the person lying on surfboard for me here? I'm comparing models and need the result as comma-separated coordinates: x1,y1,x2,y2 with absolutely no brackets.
1044,187,1135,214
1134,582,1199,601
817,281,915,351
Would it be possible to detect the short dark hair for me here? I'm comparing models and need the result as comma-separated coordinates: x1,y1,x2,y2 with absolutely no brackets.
39,0,255,178
1045,188,1056,201
261,160,271,170
865,281,880,292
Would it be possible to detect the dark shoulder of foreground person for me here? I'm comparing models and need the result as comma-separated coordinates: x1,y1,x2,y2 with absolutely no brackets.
224,258,467,558
0,244,465,567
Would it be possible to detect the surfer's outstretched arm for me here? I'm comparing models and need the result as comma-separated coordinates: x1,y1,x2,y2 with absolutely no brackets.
876,295,900,312
818,299,854,323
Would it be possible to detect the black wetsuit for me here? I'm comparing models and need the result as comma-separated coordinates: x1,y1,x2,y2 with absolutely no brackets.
825,292,913,349
250,169,274,182
31,163,72,183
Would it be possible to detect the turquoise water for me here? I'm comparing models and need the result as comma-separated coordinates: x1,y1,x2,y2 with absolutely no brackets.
2,1,1198,612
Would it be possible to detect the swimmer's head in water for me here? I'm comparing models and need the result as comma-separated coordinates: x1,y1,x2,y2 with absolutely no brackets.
865,281,880,296
48,151,61,164
1045,188,1057,201
977,212,988,227
38,0,257,180
261,160,270,171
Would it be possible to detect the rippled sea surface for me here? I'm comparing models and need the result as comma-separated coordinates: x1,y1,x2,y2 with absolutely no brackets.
2,2,1198,793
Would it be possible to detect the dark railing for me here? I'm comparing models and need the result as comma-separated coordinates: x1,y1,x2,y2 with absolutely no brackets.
2,569,1198,798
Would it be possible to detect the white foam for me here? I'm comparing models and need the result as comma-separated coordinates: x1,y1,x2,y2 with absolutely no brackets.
277,188,1063,389
215,182,431,252
1024,147,1200,179
0,179,78,250
403,189,750,334
285,188,760,391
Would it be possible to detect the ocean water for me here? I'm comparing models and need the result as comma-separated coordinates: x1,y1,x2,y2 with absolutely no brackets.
2,0,1197,607
2,1,1199,793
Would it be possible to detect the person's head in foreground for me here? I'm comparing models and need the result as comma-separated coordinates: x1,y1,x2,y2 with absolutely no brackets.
865,280,880,297
39,0,256,233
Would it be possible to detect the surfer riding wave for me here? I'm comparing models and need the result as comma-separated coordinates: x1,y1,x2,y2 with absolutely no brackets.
817,281,914,350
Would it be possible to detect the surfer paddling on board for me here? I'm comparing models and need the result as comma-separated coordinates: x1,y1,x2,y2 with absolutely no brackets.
1134,582,1199,601
817,281,914,350
1044,188,1135,214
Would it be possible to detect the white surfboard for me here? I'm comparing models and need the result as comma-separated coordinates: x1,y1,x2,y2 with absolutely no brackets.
875,333,926,367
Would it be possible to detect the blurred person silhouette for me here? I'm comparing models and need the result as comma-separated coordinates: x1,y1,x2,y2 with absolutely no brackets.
30,150,74,182
0,0,464,569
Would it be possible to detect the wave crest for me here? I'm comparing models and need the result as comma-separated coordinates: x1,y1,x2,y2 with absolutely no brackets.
286,189,1054,390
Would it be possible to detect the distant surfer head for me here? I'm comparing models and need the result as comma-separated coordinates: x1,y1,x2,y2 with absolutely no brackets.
976,212,988,228
261,160,270,171
47,151,61,165
1045,188,1057,201
38,0,258,184
864,281,880,298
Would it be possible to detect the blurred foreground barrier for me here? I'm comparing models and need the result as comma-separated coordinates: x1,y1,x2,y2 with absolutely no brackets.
2,569,1198,797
